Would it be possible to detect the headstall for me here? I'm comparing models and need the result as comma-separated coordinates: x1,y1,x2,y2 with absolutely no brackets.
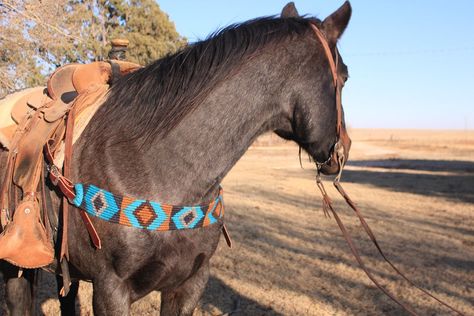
308,22,464,316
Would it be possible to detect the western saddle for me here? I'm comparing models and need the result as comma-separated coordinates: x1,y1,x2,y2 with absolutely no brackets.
0,42,141,279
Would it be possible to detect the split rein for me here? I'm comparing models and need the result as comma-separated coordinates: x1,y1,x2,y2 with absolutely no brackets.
310,22,464,316
315,153,464,316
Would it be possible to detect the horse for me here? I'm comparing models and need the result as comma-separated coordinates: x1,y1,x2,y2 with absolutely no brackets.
0,2,352,315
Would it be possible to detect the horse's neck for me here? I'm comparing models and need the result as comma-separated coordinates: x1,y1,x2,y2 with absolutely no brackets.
145,52,291,204
147,74,284,202
75,42,308,204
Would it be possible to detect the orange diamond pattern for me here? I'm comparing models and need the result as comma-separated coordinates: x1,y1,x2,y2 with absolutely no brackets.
133,203,157,228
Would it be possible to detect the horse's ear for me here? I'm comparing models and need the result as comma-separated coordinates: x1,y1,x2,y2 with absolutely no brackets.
281,2,300,18
321,1,352,45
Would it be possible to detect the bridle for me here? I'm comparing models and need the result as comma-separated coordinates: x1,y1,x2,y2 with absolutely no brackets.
310,23,343,135
308,22,465,316
309,23,346,175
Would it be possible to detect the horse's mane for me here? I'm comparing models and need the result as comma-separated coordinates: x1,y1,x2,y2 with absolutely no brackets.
96,16,319,144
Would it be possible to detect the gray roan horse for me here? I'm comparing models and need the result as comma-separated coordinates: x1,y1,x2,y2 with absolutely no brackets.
0,2,352,315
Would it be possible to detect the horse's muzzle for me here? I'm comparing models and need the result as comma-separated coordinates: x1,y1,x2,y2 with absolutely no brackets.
319,155,341,175
319,128,351,175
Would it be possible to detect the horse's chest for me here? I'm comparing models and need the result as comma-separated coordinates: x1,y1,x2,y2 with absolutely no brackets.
81,222,223,298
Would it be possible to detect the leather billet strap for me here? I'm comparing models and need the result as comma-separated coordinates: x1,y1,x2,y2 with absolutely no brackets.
46,129,103,256
45,139,75,201
44,139,102,250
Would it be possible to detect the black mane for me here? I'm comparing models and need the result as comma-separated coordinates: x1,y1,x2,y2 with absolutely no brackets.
96,16,319,144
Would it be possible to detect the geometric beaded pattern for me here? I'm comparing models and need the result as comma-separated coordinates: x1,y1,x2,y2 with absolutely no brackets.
72,183,224,231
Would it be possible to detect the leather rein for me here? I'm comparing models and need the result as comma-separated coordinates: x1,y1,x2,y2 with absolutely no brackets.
309,22,464,316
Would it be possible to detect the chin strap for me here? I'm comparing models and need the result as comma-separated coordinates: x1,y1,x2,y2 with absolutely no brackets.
315,154,465,316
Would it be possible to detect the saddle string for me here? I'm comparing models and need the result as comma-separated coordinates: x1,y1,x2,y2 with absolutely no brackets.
316,154,465,315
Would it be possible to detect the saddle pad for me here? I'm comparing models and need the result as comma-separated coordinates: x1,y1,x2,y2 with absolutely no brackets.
53,84,109,167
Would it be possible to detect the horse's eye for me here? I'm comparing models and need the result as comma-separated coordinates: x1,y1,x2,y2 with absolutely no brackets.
339,74,348,86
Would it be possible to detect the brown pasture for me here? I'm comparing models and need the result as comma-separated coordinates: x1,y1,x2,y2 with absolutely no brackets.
1,128,473,315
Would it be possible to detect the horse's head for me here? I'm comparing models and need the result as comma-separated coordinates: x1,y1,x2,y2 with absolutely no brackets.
277,2,352,175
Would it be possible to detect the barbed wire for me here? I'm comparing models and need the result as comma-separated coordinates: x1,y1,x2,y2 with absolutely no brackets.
346,45,474,57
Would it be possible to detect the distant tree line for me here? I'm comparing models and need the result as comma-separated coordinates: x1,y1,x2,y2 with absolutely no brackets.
0,0,186,96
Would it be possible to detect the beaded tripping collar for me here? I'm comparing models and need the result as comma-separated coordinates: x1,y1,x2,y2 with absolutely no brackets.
72,183,224,230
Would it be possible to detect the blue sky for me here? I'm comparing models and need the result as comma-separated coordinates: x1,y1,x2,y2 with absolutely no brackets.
158,1,473,130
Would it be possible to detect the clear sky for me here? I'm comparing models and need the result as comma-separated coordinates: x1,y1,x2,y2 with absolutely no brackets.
158,1,473,130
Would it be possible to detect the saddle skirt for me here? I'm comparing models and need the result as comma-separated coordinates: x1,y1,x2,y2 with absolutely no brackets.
0,60,140,152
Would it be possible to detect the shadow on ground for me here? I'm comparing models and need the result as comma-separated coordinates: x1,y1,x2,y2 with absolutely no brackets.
0,158,472,315
344,159,474,203
200,276,284,315
347,159,474,173
221,183,473,315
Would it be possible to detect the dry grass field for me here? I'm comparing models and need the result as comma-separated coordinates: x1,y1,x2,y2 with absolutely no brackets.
1,128,473,315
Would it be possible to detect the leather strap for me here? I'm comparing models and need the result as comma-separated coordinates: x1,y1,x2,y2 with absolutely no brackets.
45,140,75,201
78,210,101,249
60,107,76,261
310,24,338,87
59,259,71,297
333,179,465,315
40,166,52,242
108,61,121,85
316,174,465,315
317,174,419,315
44,140,102,250
311,22,464,315
222,224,232,248
45,138,102,252
310,23,343,135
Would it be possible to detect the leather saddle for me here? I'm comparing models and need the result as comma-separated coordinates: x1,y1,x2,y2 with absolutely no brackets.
0,60,141,268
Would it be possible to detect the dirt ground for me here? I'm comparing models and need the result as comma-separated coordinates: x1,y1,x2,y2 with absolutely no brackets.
1,128,473,315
